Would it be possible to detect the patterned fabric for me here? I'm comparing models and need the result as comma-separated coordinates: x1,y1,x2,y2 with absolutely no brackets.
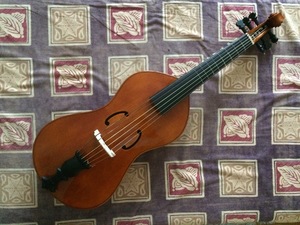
0,0,299,224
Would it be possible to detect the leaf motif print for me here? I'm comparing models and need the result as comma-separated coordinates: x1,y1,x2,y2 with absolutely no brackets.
223,115,252,138
170,167,199,191
0,121,30,146
57,64,87,89
113,10,142,36
169,61,198,77
0,12,25,38
279,176,290,188
279,63,300,86
278,166,300,188
16,121,30,132
223,10,249,34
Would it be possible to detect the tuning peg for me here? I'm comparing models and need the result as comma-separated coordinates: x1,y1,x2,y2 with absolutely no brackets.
236,20,247,33
249,12,278,43
243,17,252,29
249,12,259,25
236,16,265,52
236,13,278,53
268,31,279,43
247,15,266,52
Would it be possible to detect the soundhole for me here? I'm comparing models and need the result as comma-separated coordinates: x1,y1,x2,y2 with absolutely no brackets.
122,130,142,150
105,111,129,126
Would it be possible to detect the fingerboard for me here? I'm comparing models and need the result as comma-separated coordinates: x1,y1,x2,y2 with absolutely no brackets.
150,34,254,114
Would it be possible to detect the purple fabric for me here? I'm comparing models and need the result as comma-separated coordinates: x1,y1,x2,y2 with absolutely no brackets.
0,0,299,224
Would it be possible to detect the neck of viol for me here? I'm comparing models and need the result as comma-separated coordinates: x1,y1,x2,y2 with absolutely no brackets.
150,33,254,114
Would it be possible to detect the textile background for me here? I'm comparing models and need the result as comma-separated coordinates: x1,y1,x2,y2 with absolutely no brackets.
0,0,300,224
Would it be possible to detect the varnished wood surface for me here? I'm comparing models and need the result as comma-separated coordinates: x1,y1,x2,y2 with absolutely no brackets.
33,71,190,208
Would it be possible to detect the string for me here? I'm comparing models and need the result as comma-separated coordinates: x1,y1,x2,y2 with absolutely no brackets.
82,100,156,165
77,94,153,163
81,34,254,166
80,33,255,166
83,34,254,167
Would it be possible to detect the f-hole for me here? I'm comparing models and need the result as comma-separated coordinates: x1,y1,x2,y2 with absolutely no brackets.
105,111,129,126
122,130,142,150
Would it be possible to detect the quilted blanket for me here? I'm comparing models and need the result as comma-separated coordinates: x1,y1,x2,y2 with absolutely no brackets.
0,0,300,224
